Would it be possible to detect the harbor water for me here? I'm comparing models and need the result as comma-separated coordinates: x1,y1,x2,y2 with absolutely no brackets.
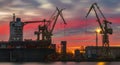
0,62,120,65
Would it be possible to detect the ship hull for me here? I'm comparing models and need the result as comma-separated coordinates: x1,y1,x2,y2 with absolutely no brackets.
0,48,55,62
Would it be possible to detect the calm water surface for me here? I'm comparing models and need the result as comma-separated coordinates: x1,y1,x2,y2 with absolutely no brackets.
0,62,120,65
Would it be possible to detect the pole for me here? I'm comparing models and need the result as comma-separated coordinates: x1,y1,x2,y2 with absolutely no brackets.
96,31,98,47
96,31,98,56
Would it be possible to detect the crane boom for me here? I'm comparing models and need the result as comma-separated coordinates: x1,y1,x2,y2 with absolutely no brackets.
50,9,63,33
56,7,67,24
94,3,106,20
50,7,66,34
86,4,94,18
93,6,104,33
86,3,104,33
23,19,49,25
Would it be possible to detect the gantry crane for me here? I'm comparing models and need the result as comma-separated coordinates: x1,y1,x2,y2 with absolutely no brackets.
34,7,67,41
34,19,49,40
86,3,113,57
9,13,49,41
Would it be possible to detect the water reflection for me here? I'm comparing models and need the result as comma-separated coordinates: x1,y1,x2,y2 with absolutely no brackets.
97,62,107,65
0,62,14,65
0,62,119,65
21,63,40,65
97,62,113,65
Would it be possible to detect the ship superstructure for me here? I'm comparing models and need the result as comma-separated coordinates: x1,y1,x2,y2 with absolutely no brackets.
9,14,23,41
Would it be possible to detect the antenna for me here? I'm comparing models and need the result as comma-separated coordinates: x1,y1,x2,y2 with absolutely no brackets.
13,13,16,22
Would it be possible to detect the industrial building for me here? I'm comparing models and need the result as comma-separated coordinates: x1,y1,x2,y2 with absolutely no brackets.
74,49,81,60
61,41,67,55
85,46,120,59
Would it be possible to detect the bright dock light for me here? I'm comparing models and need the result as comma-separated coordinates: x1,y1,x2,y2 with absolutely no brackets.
96,28,101,33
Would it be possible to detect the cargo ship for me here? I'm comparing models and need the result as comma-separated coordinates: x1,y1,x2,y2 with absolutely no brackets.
0,40,55,62
0,13,58,62
0,8,66,62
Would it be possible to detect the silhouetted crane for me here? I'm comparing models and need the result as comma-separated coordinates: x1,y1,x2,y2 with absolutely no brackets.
86,3,113,57
34,7,67,41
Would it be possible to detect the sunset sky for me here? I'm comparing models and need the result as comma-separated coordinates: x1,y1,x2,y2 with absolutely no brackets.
0,0,120,51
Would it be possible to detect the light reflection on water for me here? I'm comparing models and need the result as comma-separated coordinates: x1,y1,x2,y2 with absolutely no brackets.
97,62,107,65
0,62,120,65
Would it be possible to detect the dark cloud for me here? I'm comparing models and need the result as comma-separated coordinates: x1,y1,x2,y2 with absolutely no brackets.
0,0,41,10
0,0,14,7
48,0,74,9
99,0,119,8
21,0,41,8
9,0,40,9
71,0,80,3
